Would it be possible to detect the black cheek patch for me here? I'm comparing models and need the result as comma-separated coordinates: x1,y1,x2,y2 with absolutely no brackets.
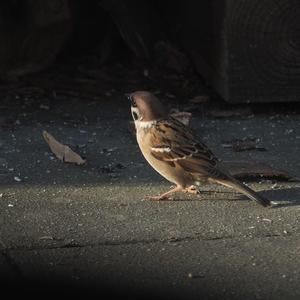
132,111,138,120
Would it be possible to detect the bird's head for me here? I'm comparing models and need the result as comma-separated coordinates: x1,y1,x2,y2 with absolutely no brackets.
126,91,166,122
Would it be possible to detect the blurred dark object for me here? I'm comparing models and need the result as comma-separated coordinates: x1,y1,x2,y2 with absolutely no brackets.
224,161,300,181
163,0,300,103
99,0,162,59
1,0,299,103
0,0,71,78
154,41,189,73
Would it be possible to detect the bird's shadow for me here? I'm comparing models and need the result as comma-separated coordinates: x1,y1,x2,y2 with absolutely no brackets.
260,187,300,208
169,187,300,207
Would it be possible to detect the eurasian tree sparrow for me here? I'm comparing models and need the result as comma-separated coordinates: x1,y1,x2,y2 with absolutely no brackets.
127,91,270,207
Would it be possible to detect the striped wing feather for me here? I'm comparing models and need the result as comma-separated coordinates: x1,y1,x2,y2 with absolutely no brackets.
149,118,225,179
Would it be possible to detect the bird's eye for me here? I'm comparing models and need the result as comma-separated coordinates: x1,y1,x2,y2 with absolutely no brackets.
125,93,137,107
132,111,139,120
131,97,137,107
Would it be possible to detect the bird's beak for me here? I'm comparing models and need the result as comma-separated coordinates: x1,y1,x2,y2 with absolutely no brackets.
125,93,136,107
125,93,131,101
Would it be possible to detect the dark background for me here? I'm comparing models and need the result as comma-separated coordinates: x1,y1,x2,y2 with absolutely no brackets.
1,0,300,104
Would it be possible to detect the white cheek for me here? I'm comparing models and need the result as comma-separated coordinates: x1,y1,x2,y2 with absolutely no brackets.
131,107,139,120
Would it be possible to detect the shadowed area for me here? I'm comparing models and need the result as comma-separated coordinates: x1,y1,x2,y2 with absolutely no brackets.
1,83,300,300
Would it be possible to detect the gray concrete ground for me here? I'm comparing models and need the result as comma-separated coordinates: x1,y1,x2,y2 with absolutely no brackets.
0,92,300,299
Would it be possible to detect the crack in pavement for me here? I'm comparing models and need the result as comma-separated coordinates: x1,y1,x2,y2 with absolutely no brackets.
3,232,297,253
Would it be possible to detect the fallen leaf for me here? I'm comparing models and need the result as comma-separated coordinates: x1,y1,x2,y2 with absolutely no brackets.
222,137,267,152
40,104,50,110
43,131,86,165
223,160,299,181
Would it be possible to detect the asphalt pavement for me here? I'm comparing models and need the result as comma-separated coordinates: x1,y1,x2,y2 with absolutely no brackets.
0,93,299,299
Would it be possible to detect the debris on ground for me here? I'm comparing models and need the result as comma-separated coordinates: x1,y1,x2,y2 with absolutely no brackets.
154,41,190,73
43,131,86,165
98,162,126,179
99,163,125,174
224,160,299,181
222,137,267,152
13,176,22,182
100,147,118,155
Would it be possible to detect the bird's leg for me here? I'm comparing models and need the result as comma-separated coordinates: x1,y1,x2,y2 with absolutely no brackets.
145,185,183,201
183,185,200,195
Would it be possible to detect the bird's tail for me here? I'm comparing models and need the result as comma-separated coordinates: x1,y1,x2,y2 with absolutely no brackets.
211,177,271,207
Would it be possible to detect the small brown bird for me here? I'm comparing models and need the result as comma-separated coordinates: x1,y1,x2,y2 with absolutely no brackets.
127,91,270,207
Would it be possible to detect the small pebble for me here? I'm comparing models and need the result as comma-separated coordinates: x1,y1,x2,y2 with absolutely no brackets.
14,176,21,182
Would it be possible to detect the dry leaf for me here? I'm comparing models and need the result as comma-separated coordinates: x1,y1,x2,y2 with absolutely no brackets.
224,160,299,181
43,131,86,165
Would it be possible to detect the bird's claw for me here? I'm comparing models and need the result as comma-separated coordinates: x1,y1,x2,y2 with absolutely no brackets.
184,185,200,195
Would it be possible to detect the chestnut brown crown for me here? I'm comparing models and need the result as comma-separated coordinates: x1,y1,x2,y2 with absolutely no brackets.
127,91,166,122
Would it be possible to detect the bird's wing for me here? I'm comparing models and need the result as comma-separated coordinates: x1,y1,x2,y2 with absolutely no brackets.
149,118,225,178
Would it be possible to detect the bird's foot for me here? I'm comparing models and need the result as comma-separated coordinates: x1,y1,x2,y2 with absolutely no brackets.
144,185,182,201
184,185,200,195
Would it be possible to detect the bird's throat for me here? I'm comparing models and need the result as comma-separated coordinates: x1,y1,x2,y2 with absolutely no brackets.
135,120,157,129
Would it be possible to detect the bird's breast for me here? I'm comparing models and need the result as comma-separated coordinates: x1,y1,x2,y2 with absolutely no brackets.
135,125,191,187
